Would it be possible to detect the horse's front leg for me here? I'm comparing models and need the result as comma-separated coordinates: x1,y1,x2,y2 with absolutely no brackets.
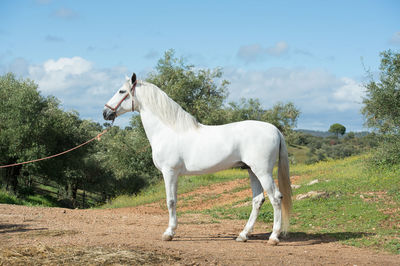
162,169,178,241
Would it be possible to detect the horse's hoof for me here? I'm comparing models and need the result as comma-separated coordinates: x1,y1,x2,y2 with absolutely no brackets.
162,233,173,241
236,235,248,242
268,238,279,246
236,233,248,242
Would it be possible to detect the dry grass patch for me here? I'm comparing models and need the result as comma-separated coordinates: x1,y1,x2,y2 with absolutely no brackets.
0,245,181,265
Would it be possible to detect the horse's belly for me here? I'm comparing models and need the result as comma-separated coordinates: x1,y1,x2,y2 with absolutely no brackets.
181,142,240,175
183,158,239,175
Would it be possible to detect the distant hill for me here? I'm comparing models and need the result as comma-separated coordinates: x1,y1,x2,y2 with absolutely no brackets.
296,129,370,138
296,129,333,138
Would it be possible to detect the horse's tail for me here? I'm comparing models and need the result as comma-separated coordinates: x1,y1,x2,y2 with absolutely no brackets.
277,131,292,235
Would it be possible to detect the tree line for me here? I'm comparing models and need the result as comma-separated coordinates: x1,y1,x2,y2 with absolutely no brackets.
291,130,379,165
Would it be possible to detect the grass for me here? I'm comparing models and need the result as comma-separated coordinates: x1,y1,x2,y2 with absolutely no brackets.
0,189,58,207
0,183,104,208
0,189,25,205
288,144,310,164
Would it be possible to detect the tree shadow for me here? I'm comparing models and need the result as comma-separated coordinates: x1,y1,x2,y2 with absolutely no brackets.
0,223,47,234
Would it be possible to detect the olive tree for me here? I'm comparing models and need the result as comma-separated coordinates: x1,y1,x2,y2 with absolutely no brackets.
362,50,400,166
0,73,50,193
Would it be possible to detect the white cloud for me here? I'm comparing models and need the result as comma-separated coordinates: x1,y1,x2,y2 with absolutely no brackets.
29,56,94,93
44,57,91,74
332,77,365,111
24,56,129,125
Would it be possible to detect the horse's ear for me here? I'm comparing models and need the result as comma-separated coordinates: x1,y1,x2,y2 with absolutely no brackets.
131,73,136,84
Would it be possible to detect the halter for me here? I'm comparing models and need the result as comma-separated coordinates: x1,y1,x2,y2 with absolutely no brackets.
105,81,137,114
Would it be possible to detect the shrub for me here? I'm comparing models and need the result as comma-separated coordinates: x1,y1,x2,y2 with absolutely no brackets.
370,135,400,167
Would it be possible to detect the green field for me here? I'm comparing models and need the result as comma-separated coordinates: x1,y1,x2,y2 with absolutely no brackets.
288,144,310,164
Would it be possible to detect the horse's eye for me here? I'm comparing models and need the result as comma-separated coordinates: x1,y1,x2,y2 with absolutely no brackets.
119,90,127,94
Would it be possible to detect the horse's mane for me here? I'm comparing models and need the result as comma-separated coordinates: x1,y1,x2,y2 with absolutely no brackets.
135,81,199,131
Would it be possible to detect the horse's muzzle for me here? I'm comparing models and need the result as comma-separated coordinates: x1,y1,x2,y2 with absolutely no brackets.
103,108,116,121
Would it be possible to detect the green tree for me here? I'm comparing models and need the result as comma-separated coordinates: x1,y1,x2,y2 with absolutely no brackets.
225,98,264,122
362,50,400,166
0,73,49,193
43,112,103,207
362,50,400,134
262,102,300,136
328,123,346,138
225,99,300,137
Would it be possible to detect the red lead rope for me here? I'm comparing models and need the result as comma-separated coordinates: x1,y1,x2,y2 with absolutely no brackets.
0,129,109,169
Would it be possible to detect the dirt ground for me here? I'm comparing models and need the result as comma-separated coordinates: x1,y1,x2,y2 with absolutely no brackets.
1,181,399,265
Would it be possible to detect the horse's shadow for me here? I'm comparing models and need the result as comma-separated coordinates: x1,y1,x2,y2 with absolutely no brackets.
175,231,372,245
249,231,373,246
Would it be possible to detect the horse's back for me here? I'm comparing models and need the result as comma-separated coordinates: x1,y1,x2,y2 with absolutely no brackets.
217,120,280,147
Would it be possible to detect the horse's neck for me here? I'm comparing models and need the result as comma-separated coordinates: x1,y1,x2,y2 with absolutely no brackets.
139,108,175,144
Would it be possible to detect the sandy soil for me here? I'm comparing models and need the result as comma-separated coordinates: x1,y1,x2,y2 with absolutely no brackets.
1,183,399,265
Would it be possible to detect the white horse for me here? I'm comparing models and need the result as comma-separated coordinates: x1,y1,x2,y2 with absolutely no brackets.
103,73,292,245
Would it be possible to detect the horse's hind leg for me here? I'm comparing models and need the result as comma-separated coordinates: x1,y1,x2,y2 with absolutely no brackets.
252,169,283,245
236,169,265,242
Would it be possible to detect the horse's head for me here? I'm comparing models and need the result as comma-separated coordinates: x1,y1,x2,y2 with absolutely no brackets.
103,73,137,121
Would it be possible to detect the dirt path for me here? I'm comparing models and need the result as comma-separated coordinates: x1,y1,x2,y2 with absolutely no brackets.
1,183,399,265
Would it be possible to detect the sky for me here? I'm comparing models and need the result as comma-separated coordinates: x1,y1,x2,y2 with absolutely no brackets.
1,0,399,131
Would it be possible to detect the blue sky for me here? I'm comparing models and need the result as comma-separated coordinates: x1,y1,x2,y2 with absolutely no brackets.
1,0,399,131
